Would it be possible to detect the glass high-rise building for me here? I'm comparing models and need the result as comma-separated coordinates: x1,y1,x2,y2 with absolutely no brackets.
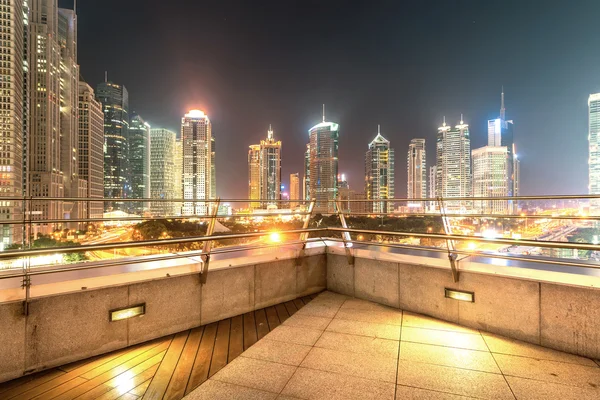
96,80,129,203
78,82,104,220
487,89,516,197
0,0,26,248
407,138,426,201
173,138,183,215
248,144,260,208
129,113,151,212
248,126,282,208
303,143,310,201
308,112,339,213
181,110,214,215
365,126,395,214
290,173,300,209
472,146,508,214
436,117,472,211
589,93,600,200
150,128,177,216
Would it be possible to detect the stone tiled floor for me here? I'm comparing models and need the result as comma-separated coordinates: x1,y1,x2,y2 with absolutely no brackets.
184,291,600,400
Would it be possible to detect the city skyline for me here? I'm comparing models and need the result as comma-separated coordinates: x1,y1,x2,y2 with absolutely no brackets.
69,0,600,198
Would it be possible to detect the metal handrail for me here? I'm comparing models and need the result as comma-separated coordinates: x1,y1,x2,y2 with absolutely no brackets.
0,228,325,260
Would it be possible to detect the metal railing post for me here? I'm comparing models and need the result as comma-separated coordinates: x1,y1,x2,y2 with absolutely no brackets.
437,197,459,282
199,197,220,284
295,200,315,266
336,200,354,265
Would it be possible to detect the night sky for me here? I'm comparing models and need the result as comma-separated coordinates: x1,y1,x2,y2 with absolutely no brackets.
63,0,600,199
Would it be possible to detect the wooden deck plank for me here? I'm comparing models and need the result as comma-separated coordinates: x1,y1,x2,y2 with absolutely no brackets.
3,340,164,400
293,298,305,310
28,377,88,400
184,323,217,395
162,327,203,400
242,312,258,350
0,369,65,396
95,362,160,400
309,292,320,300
50,343,170,400
254,308,270,340
208,319,231,378
127,379,151,398
265,306,280,331
284,301,298,316
143,331,189,400
275,303,290,323
300,296,312,305
228,315,244,362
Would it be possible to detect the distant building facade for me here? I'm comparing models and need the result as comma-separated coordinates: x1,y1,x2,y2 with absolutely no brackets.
308,115,339,213
129,113,151,212
181,110,214,215
365,126,395,214
173,138,183,214
290,173,300,209
78,82,104,220
248,144,260,208
407,138,426,202
96,80,129,202
436,117,472,211
150,128,176,216
472,146,508,214
589,93,600,200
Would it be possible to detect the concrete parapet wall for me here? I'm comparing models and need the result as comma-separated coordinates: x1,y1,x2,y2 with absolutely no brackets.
327,251,600,360
0,254,326,383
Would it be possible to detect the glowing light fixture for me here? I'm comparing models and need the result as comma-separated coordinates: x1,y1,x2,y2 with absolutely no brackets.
185,109,206,119
445,288,474,302
109,304,146,322
269,232,281,243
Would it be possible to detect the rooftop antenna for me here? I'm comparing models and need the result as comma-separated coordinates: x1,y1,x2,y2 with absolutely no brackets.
443,116,446,126
322,104,325,122
378,124,381,135
460,113,463,124
104,71,107,83
74,0,76,13
500,86,506,120
268,124,273,140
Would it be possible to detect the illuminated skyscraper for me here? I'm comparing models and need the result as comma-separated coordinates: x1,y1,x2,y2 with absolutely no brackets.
97,80,129,202
589,93,600,200
366,125,395,214
150,128,176,216
181,110,214,215
436,116,472,211
407,138,426,201
129,113,151,212
303,143,310,201
308,108,339,213
487,89,516,197
28,2,83,230
78,82,104,220
173,138,183,214
248,144,260,208
290,173,300,208
429,166,437,209
472,146,508,214
0,0,26,247
248,125,281,208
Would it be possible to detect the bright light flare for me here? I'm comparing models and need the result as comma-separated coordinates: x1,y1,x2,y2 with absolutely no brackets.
482,229,498,239
268,232,281,243
467,241,477,251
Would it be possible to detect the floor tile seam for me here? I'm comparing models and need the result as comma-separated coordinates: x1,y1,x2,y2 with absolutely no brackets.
332,315,402,326
238,351,306,368
399,338,489,352
259,337,318,348
394,310,403,400
397,357,503,375
402,324,480,335
488,350,600,368
481,331,517,400
401,325,484,337
293,364,397,385
324,328,400,341
206,376,282,396
500,371,600,389
310,343,400,361
396,383,482,399
275,295,344,395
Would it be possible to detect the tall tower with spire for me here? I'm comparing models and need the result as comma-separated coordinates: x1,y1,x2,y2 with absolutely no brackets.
248,125,282,208
308,105,339,213
486,88,516,197
366,125,395,213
